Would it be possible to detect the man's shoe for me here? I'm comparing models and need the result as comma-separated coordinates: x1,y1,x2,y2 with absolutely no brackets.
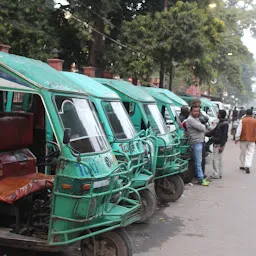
199,179,210,186
245,168,250,174
240,167,245,170
210,176,219,179
219,175,222,179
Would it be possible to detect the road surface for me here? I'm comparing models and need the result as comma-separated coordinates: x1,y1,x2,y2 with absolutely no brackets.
128,137,256,256
1,137,255,256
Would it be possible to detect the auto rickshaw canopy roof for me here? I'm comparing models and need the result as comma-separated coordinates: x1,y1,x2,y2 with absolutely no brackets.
62,72,119,100
143,87,174,105
146,88,188,107
0,52,88,95
94,78,155,103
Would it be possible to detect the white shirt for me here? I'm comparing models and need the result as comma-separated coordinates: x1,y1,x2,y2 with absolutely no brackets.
235,115,246,140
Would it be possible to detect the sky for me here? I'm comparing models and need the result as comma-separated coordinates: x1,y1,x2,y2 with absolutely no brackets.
242,29,256,59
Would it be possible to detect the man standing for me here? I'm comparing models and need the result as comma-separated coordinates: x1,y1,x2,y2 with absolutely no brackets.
179,105,190,123
206,110,229,179
232,107,238,121
235,109,256,173
186,106,210,186
238,107,246,119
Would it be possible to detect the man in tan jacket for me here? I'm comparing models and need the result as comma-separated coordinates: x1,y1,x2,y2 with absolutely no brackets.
235,109,256,173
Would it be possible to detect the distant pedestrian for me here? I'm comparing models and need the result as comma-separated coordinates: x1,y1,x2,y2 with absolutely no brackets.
235,109,256,174
232,107,238,121
179,105,190,123
238,107,246,119
206,110,229,179
186,106,210,186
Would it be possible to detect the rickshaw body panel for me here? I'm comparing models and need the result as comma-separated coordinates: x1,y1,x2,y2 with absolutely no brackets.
62,72,154,191
143,87,191,159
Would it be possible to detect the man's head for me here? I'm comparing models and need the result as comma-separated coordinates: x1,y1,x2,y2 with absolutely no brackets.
192,99,201,108
218,110,227,120
246,109,253,116
181,105,190,117
190,106,200,118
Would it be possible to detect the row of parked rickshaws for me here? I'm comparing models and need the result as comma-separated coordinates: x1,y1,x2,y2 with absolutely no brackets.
0,51,200,255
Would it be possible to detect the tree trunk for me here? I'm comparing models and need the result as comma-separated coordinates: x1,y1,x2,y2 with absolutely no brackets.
88,19,105,69
168,63,174,91
164,0,168,11
132,77,138,85
159,61,165,88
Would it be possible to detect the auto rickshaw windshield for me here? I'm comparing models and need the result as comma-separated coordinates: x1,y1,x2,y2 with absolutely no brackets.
170,104,182,126
143,103,169,135
207,106,217,118
102,101,137,140
55,96,110,153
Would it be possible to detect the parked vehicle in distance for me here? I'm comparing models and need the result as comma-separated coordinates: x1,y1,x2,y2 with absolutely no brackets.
212,101,225,110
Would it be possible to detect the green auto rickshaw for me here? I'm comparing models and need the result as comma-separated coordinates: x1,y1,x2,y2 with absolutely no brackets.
142,88,195,183
61,72,157,222
0,51,141,255
95,78,188,203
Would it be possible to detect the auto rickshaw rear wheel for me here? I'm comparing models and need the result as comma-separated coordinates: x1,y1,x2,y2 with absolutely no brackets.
155,175,184,202
136,188,157,223
81,228,132,256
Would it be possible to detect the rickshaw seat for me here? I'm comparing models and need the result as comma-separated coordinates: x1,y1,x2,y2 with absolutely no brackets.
0,112,54,204
0,173,54,204
0,112,33,151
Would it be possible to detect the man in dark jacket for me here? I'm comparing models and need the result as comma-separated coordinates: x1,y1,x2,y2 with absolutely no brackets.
179,105,190,123
232,107,238,121
206,110,229,179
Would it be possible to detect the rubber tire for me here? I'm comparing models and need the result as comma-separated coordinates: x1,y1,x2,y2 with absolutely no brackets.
136,189,157,223
182,160,195,183
155,175,184,203
81,228,132,256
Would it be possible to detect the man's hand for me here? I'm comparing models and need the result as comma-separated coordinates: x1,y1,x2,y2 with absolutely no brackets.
219,147,224,153
235,140,239,144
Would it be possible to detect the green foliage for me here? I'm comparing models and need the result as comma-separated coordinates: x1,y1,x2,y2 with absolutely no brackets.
106,1,224,83
0,0,57,60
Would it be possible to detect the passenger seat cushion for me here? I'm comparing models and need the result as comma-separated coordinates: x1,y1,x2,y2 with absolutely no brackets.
0,112,33,151
0,173,54,204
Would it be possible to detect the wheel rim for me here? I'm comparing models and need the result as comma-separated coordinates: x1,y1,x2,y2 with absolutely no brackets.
81,234,119,256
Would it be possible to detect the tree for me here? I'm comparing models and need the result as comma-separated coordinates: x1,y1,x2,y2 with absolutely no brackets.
0,0,57,60
106,1,224,87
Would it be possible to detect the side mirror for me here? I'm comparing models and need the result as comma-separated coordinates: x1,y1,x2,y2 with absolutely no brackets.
63,128,71,144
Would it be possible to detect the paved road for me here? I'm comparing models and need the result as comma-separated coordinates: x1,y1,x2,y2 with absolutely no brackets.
128,137,256,256
2,137,256,256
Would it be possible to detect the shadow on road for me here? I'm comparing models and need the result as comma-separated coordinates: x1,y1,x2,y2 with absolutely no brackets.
126,201,184,254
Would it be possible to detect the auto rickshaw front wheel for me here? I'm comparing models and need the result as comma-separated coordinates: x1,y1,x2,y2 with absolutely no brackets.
81,228,132,256
155,175,184,202
136,188,157,223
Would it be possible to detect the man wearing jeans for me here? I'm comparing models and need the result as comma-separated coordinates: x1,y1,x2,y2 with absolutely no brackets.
206,110,229,179
235,109,256,173
186,106,210,186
